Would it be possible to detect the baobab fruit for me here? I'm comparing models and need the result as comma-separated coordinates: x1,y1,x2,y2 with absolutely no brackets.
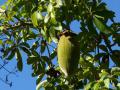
57,31,80,76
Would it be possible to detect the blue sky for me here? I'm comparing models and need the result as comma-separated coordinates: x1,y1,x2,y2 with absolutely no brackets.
0,0,120,90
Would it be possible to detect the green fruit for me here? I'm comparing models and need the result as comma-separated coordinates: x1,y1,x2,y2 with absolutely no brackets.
57,31,80,76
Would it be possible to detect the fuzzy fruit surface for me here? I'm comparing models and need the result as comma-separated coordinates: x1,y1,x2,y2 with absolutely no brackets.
57,32,80,76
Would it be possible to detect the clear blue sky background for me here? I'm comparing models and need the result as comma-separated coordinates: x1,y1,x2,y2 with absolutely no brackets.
0,0,120,90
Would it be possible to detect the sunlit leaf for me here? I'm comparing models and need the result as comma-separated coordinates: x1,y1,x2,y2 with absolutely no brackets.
93,82,100,90
36,73,44,85
36,80,47,90
111,67,120,76
49,28,58,43
54,23,63,31
85,82,95,90
31,11,42,26
47,3,53,12
117,83,120,89
55,0,62,7
93,16,112,34
104,78,110,88
44,14,50,23
0,26,4,31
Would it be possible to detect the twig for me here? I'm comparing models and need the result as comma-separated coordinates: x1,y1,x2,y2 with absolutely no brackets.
0,63,17,76
0,76,12,87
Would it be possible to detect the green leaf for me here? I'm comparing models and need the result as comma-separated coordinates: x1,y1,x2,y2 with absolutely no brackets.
56,85,69,90
41,56,51,66
85,82,95,90
36,11,43,20
31,41,39,50
32,50,40,57
101,55,109,69
27,55,38,65
50,49,57,60
31,11,42,27
3,48,11,58
36,80,47,90
93,16,112,34
99,45,108,52
17,59,23,72
31,11,38,26
94,53,106,61
113,34,120,46
95,9,115,20
99,70,109,81
117,83,120,89
36,73,44,85
16,48,23,71
6,49,16,60
39,61,46,72
55,0,62,7
44,14,50,23
20,42,30,48
51,17,57,25
41,40,46,53
41,45,46,54
3,30,11,38
26,30,37,39
41,29,46,37
110,51,120,67
20,46,31,55
54,24,63,31
0,39,3,44
49,28,58,43
47,3,53,12
86,18,98,34
0,8,5,13
0,26,4,31
104,78,110,88
5,40,13,44
111,67,120,76
93,82,100,90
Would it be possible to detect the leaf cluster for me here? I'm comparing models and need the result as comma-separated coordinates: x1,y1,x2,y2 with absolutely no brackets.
0,0,120,90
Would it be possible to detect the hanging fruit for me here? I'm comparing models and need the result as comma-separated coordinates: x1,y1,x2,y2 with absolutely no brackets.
57,30,80,76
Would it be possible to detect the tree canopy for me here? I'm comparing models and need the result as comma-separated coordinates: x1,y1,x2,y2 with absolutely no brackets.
0,0,120,90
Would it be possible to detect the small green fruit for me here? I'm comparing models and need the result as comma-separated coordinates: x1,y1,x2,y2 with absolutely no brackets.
57,31,80,76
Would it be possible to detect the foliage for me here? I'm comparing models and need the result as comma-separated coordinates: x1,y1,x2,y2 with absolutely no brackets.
0,0,120,89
